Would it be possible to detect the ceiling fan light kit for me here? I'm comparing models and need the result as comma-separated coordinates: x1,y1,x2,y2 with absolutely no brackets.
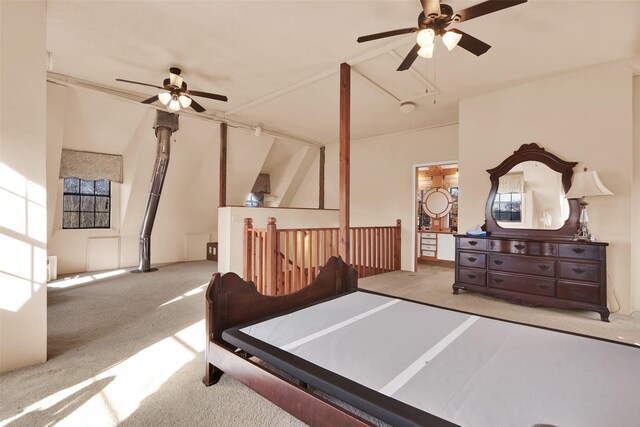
417,44,434,59
116,67,228,113
442,30,463,51
357,0,527,70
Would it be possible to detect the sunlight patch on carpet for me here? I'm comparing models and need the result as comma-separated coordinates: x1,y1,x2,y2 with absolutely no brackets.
0,320,205,426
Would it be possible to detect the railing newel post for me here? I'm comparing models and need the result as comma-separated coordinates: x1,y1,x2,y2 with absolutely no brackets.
266,217,278,295
243,218,253,281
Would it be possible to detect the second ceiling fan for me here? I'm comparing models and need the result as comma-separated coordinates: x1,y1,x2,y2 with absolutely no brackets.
357,0,527,71
116,67,228,113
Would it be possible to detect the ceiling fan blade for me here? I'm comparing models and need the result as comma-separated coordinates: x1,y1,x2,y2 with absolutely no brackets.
189,98,206,113
420,0,441,18
141,95,159,104
187,90,228,102
455,0,527,23
397,44,421,71
449,29,491,56
115,78,163,90
357,27,417,43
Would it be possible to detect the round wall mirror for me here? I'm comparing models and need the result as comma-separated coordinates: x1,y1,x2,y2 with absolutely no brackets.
422,188,453,218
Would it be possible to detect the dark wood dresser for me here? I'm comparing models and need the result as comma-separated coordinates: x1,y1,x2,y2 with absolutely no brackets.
453,235,609,321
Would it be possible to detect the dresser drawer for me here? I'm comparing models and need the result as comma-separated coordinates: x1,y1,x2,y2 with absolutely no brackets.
558,244,601,261
557,281,601,304
488,239,557,257
458,268,486,286
488,272,555,297
421,244,437,251
458,237,487,251
558,261,600,283
489,254,556,278
422,250,436,257
422,232,437,239
459,252,486,269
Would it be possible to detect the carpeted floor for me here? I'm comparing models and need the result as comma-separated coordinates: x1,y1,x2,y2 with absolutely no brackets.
1,261,638,427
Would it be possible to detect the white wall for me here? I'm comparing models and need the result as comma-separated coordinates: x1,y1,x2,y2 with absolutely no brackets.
459,61,634,314
46,91,222,273
218,206,339,275
0,0,48,372
291,124,459,271
632,75,640,313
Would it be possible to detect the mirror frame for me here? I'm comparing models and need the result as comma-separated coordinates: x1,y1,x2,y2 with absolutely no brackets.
484,143,579,239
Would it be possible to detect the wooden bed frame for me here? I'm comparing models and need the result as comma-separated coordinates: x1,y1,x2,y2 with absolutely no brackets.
203,256,372,426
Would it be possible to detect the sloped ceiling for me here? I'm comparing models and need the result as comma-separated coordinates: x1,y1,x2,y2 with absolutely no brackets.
47,1,640,144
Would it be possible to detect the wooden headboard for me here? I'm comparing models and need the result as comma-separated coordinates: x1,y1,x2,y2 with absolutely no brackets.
204,256,358,347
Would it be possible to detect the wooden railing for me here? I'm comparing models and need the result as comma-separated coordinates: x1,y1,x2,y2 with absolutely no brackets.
243,217,401,295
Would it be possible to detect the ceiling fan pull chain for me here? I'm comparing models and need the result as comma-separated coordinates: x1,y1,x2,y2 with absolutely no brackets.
425,56,429,94
433,54,437,105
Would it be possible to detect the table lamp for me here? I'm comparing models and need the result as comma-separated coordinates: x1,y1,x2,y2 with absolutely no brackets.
565,168,613,241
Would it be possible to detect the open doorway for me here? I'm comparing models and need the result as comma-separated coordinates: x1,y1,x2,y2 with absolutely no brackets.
412,162,458,271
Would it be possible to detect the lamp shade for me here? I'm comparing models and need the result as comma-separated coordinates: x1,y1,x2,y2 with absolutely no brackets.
417,43,434,58
565,170,613,199
158,92,172,105
416,29,435,47
442,31,463,51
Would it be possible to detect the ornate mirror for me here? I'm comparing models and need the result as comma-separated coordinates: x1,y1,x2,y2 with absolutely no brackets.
485,143,580,239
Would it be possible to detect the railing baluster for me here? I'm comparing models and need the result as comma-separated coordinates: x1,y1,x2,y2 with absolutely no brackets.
299,231,305,290
284,231,290,294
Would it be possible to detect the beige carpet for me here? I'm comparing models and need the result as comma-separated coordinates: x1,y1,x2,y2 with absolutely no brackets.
1,261,638,427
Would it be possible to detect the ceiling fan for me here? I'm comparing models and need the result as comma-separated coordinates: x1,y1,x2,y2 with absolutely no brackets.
357,0,527,71
116,67,228,113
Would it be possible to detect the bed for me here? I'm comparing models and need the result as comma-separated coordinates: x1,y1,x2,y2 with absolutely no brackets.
203,256,640,426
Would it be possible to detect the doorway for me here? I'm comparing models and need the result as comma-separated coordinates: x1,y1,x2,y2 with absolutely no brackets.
411,161,458,272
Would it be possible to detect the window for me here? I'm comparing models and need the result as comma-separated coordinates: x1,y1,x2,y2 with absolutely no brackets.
63,178,111,229
244,192,263,207
493,192,522,222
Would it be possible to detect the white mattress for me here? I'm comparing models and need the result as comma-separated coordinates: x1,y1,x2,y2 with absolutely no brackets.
237,291,640,427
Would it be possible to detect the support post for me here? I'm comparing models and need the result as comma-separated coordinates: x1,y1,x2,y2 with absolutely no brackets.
243,218,253,281
394,219,402,270
319,146,325,209
219,122,227,207
339,63,351,263
266,217,278,295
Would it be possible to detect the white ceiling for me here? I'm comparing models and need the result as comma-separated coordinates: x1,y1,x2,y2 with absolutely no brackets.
47,0,640,145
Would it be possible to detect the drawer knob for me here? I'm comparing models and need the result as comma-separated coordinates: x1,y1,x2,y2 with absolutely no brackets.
494,278,504,284
493,260,504,265
489,241,495,249
572,247,586,254
537,265,550,271
539,284,550,290
514,244,525,250
468,241,478,246
467,274,477,279
468,257,477,262
572,268,586,274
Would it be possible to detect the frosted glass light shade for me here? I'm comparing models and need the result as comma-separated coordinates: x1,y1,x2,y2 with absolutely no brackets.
158,92,172,105
178,95,192,108
417,43,434,58
443,31,463,51
168,99,181,112
565,171,613,199
416,28,435,47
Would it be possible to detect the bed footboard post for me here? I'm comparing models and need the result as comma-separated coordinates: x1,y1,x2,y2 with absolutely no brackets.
203,362,224,386
204,272,225,386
